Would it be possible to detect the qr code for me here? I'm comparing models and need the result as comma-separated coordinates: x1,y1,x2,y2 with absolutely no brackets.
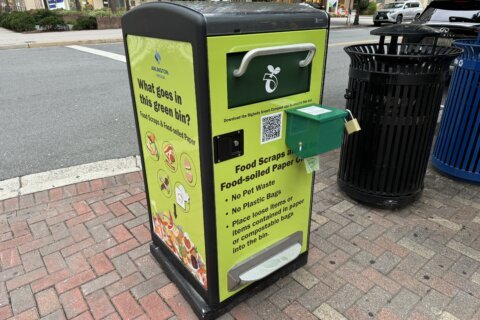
261,112,283,144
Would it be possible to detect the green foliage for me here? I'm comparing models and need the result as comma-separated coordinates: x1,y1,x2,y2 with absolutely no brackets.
72,15,97,30
56,9,82,16
0,11,35,32
0,8,124,32
86,8,126,18
38,15,67,30
30,9,54,24
86,9,111,17
366,1,377,15
359,0,369,10
29,9,67,30
0,13,7,25
359,1,377,14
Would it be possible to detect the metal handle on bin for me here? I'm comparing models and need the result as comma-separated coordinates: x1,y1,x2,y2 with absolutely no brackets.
233,43,317,78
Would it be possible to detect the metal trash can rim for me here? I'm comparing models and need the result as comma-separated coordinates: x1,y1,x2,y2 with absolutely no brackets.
453,39,480,58
371,24,441,38
368,24,446,55
344,43,463,59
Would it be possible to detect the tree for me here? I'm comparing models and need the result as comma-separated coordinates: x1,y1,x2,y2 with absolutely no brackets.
42,0,48,10
74,0,81,11
354,0,359,25
108,0,117,14
4,0,11,12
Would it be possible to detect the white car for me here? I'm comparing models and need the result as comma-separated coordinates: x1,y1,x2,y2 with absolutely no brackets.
373,0,424,26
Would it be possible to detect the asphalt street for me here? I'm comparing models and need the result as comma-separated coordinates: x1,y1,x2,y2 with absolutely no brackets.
0,27,377,181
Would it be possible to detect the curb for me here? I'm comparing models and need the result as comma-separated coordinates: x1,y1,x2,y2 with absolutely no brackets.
329,40,376,47
0,43,29,50
0,156,142,201
330,24,373,30
0,38,123,50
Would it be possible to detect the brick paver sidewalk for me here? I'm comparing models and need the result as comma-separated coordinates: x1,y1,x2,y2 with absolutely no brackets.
0,150,479,320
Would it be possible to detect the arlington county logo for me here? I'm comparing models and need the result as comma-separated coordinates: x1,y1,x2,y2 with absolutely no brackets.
151,50,169,78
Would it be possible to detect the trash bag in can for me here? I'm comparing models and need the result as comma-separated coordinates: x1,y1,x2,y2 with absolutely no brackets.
432,35,480,183
337,25,463,208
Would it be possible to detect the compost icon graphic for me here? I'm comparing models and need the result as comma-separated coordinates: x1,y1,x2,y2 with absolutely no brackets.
263,65,281,93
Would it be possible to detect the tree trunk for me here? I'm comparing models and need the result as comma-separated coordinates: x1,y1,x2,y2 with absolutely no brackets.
74,0,81,11
109,0,117,14
354,0,359,25
42,0,49,9
4,0,11,12
125,0,130,11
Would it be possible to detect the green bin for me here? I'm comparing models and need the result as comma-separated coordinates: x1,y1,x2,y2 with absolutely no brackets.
122,2,330,319
286,105,347,158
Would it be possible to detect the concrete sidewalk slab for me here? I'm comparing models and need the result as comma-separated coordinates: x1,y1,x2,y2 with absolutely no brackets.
0,150,479,319
330,15,374,29
0,157,142,202
0,28,123,50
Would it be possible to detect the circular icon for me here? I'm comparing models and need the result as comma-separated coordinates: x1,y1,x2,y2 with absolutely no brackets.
145,132,159,161
157,169,172,198
180,153,197,187
162,142,178,172
174,182,190,213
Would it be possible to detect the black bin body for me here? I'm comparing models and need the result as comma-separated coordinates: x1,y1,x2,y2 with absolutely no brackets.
338,25,462,208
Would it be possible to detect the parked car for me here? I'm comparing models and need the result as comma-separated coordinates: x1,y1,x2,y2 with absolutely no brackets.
373,0,423,26
409,0,480,46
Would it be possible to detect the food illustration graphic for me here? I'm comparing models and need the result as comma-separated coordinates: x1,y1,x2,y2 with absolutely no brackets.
152,209,207,288
160,176,170,192
157,169,172,198
180,153,197,186
175,183,190,211
145,132,159,161
185,159,193,183
162,142,177,172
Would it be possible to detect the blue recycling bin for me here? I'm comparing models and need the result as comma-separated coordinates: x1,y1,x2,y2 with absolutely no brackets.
432,36,480,183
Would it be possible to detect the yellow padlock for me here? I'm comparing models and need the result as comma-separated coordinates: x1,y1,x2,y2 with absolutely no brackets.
345,109,361,135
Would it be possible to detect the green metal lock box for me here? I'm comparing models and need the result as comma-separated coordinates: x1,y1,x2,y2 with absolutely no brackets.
286,105,347,158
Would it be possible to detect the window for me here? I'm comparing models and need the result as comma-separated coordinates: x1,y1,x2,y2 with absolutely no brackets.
419,8,480,22
385,3,404,9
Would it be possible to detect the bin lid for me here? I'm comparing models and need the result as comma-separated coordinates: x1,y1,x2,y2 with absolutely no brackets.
285,105,347,123
133,2,329,36
371,24,440,38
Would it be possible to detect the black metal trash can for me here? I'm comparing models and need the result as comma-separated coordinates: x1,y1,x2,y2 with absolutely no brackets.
337,25,463,208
